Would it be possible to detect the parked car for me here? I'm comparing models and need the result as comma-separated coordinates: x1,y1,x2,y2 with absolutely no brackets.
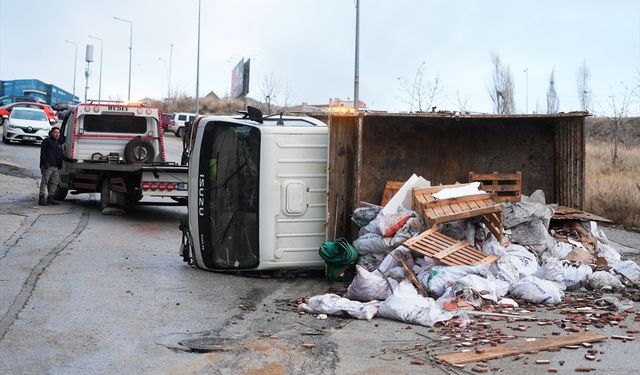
0,102,57,125
159,112,173,132
0,96,46,106
167,112,196,138
2,107,53,144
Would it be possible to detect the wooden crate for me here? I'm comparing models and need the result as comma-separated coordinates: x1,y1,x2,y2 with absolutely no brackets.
380,180,405,206
404,226,498,266
469,171,522,203
413,183,504,243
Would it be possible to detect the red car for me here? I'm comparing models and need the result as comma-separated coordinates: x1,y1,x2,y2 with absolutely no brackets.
0,102,57,125
159,112,173,132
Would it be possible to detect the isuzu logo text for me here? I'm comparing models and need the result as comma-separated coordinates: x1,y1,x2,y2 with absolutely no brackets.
198,174,205,216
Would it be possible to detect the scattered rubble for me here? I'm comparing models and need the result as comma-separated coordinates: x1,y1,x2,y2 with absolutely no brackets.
296,174,640,371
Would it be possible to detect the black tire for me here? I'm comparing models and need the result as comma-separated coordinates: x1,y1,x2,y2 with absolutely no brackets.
2,136,9,144
176,127,185,138
100,179,111,210
51,187,68,201
124,137,155,164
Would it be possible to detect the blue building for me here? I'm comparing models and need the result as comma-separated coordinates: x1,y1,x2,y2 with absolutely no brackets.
0,79,79,105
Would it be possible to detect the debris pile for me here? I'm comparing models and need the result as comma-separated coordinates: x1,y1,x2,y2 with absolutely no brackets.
301,174,640,329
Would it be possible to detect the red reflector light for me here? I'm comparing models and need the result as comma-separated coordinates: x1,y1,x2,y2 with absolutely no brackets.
150,182,159,191
142,181,150,191
166,183,175,192
158,182,167,191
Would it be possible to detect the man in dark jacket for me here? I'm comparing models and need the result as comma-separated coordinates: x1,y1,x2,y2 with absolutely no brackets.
39,127,76,206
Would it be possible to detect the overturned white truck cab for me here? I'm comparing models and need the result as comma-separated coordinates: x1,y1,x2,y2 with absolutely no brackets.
181,109,328,270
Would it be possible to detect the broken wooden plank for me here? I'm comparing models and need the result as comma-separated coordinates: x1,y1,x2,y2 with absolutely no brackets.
549,204,613,223
435,332,607,365
390,253,428,297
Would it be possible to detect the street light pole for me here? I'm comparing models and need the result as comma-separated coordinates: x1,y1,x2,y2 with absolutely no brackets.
169,43,173,99
524,67,529,113
195,0,201,114
353,0,360,111
114,16,133,101
88,35,104,102
64,40,77,99
158,58,169,99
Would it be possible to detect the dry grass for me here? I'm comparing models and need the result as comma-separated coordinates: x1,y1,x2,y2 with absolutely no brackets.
585,141,640,229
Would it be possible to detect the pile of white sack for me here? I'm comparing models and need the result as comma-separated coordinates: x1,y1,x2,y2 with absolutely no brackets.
300,176,640,327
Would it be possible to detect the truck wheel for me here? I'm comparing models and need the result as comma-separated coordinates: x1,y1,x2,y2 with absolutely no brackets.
176,127,185,138
100,179,111,210
124,137,155,164
51,187,68,201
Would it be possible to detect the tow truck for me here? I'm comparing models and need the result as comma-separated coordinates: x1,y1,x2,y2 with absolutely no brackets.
54,101,189,212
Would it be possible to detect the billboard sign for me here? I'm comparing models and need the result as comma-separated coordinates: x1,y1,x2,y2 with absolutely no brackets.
230,58,250,98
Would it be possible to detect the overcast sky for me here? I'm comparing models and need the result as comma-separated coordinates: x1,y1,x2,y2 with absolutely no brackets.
1,0,639,114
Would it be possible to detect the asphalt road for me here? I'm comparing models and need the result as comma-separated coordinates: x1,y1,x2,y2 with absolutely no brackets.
1,130,640,374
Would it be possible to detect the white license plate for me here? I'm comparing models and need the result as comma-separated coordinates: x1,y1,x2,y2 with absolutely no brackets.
23,136,36,141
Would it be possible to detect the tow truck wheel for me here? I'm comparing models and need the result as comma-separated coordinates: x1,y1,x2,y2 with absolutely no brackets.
100,179,111,210
51,187,68,201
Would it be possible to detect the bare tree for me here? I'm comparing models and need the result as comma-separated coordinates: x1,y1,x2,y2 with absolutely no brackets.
399,62,442,112
576,60,591,112
606,85,633,164
488,53,515,114
546,69,559,114
454,91,470,113
279,80,295,115
259,73,280,114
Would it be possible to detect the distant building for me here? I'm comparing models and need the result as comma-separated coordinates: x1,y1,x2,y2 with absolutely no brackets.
289,98,367,114
205,91,220,101
0,79,79,105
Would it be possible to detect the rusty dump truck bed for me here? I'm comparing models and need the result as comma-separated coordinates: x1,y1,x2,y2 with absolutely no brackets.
315,111,587,240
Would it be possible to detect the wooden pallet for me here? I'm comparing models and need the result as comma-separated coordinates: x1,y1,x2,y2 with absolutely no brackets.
380,180,405,206
404,226,498,266
413,184,504,243
469,171,522,203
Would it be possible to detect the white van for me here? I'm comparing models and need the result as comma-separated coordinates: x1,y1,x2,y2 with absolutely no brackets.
168,112,196,138
180,110,328,271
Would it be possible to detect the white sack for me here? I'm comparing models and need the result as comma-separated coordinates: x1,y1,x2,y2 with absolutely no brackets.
509,276,565,304
421,264,489,298
490,245,539,284
534,257,564,284
482,240,506,256
382,174,431,215
587,271,625,290
560,261,593,290
377,246,411,274
612,260,640,284
345,265,397,301
353,233,391,254
550,242,574,260
597,241,621,266
453,274,510,302
298,294,381,320
378,281,454,327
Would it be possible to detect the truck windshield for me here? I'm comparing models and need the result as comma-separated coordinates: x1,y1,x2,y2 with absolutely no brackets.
83,114,147,133
198,122,260,269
